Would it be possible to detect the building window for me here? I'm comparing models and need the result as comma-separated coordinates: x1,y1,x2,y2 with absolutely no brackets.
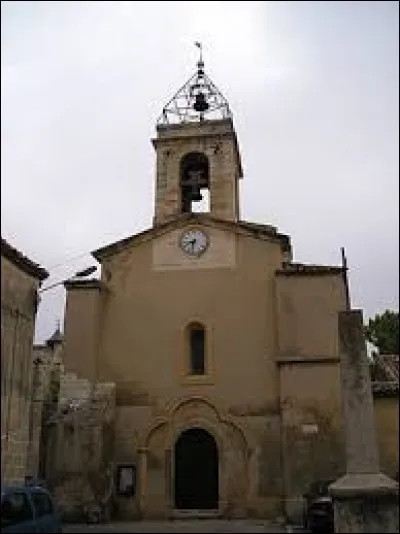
188,323,205,375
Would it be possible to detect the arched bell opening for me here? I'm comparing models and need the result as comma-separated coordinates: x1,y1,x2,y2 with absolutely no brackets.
180,152,210,214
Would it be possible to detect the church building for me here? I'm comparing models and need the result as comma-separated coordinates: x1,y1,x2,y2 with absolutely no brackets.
62,51,352,521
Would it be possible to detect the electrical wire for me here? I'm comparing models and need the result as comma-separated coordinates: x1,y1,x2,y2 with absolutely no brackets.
47,251,93,271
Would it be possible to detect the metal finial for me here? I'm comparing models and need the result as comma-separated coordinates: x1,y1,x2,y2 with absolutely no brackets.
195,41,204,71
195,41,203,60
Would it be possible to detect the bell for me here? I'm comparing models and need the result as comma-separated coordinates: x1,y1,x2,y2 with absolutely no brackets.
193,92,209,113
191,187,203,202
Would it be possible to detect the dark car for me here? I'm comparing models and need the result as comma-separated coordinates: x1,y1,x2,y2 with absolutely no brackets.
303,479,335,533
1,484,62,533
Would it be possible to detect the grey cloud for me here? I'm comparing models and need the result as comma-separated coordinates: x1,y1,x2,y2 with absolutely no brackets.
1,0,398,343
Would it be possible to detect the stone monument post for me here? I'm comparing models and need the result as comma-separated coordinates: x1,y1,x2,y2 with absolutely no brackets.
329,310,399,533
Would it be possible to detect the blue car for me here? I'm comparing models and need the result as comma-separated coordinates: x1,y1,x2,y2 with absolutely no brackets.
1,484,62,533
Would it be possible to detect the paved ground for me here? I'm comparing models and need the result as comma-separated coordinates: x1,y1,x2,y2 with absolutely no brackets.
62,519,306,533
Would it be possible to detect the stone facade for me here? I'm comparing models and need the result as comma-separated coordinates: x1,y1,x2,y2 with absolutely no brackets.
153,119,242,225
56,67,399,523
41,345,398,523
1,238,48,487
60,117,352,522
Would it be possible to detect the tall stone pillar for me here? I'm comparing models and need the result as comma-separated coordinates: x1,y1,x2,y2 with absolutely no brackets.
329,310,398,533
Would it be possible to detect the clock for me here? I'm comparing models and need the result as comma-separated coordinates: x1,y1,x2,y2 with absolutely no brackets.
179,229,209,257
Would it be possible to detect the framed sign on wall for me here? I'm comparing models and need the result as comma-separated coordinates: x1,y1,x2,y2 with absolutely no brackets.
116,464,136,497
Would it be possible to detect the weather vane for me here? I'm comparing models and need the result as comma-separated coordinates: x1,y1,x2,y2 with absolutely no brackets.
195,41,203,65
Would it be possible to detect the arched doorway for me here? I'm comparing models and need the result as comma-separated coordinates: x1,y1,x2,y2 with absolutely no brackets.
174,427,219,510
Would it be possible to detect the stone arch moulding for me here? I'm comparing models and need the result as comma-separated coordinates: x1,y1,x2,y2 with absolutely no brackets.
166,394,220,419
171,417,225,461
139,396,257,517
140,417,169,449
164,394,255,451
166,396,255,514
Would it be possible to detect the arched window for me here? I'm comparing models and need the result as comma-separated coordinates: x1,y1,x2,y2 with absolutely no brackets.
187,322,206,375
180,152,210,214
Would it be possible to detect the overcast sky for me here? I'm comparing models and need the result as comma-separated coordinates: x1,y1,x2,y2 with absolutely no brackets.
1,1,398,344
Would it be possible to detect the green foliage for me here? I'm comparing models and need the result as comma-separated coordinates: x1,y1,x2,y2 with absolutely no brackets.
365,310,399,355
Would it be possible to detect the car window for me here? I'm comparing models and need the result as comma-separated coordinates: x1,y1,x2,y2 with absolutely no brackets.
308,480,334,497
31,491,53,517
1,491,33,526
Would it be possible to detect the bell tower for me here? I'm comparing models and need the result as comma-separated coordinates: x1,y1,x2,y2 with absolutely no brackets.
152,45,243,226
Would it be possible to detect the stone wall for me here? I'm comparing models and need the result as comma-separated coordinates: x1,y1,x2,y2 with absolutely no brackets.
279,361,346,522
58,372,91,408
45,381,116,522
27,341,63,479
373,393,399,478
153,119,241,225
1,248,47,487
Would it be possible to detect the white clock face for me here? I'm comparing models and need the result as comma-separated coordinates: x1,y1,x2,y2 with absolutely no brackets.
179,229,209,257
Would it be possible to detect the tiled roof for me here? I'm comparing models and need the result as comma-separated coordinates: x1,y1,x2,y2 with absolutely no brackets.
1,237,48,281
372,354,399,398
46,326,63,346
378,354,399,381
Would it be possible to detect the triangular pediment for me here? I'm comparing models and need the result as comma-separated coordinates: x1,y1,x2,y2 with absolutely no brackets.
92,214,291,262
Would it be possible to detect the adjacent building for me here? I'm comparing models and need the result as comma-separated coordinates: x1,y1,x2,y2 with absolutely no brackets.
27,327,64,481
372,354,399,480
1,238,48,486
